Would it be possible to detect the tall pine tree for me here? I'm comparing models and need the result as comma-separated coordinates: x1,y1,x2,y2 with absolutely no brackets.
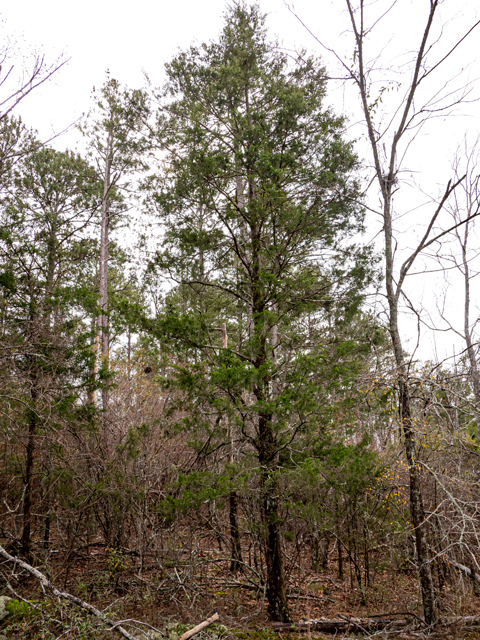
147,2,374,621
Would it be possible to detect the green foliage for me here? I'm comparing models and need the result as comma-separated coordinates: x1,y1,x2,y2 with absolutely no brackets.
138,8,384,620
82,77,150,178
105,547,130,580
146,0,379,426
140,0,382,519
0,598,114,639
0,144,104,418
233,629,279,640
5,599,32,619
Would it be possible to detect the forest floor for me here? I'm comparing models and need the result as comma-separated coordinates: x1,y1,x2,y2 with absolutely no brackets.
1,539,480,639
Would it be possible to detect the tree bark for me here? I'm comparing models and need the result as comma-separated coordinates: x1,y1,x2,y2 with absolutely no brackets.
97,128,113,414
461,220,480,441
250,222,290,620
343,0,440,622
21,368,37,561
254,401,290,621
385,190,437,625
229,490,243,573
222,322,244,573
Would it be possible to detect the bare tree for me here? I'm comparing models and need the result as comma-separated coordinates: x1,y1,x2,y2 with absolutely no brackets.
0,29,67,122
435,139,480,439
289,0,480,624
0,33,67,193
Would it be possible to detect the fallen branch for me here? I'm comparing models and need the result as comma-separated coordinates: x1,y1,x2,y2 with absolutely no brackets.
442,613,480,626
449,559,480,583
274,612,480,635
271,616,408,634
179,611,220,640
0,544,146,640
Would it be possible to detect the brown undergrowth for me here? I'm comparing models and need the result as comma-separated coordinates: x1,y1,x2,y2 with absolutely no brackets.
2,535,480,639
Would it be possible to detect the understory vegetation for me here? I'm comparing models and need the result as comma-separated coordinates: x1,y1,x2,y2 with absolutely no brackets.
1,1,480,638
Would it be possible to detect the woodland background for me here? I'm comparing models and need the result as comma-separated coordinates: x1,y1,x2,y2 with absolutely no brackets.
1,1,480,638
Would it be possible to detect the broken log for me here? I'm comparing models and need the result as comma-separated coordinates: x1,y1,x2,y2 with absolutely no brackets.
272,616,407,634
274,612,480,636
179,612,220,640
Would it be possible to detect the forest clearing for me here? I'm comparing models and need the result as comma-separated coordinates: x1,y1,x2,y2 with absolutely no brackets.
1,1,480,638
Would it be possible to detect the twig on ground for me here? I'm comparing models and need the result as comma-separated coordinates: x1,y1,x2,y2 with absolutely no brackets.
0,544,139,640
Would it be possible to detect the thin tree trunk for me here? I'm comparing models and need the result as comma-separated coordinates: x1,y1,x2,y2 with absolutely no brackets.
43,512,51,549
228,435,243,573
461,221,480,441
322,534,329,570
222,322,244,573
344,0,440,622
229,491,243,572
338,536,343,580
387,234,437,625
89,317,99,405
98,128,113,414
127,329,131,381
363,521,370,588
251,270,289,620
22,367,37,560
43,473,51,550
251,259,290,620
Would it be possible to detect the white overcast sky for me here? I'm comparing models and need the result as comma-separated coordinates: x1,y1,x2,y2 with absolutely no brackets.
3,0,321,142
2,0,480,363
4,0,476,147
